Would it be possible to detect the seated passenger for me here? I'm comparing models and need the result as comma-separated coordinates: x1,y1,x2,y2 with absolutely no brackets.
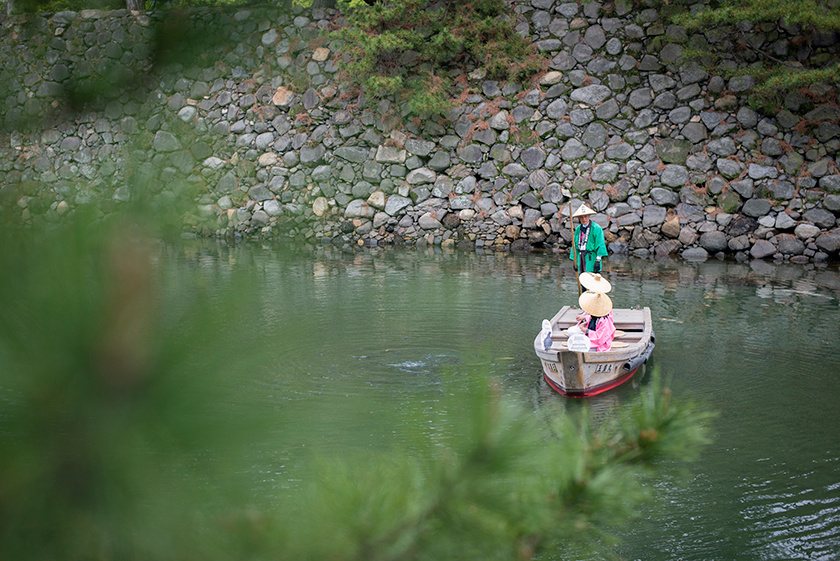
575,291,616,351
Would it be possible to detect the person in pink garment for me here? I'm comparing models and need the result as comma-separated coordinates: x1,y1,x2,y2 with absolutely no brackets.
575,290,616,352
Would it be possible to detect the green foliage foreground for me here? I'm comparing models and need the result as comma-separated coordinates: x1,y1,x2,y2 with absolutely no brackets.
0,214,715,561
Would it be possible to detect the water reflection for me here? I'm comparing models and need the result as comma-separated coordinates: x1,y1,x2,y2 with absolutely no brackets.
738,458,840,560
165,240,840,560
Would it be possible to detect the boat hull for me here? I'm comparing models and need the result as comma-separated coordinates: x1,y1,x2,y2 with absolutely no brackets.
535,306,655,397
541,363,641,397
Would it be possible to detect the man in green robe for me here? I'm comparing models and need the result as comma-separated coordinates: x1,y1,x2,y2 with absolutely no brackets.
568,204,607,273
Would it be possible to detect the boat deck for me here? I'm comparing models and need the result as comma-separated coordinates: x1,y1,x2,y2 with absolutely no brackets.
546,306,652,354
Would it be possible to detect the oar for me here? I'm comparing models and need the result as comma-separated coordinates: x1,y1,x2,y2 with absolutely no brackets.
568,201,581,296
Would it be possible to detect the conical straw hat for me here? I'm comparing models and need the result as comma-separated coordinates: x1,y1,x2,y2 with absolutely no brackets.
572,203,596,217
579,291,613,317
580,272,611,293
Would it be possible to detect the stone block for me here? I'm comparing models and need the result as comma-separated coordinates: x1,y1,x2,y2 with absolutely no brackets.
742,198,772,218
803,208,836,229
750,239,776,259
776,234,805,255
700,231,728,252
649,187,679,207
661,216,681,238
643,205,667,227
682,247,708,260
816,229,840,253
655,138,691,164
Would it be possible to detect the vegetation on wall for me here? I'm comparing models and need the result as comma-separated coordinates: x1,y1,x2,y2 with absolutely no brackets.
668,0,840,114
8,0,838,119
330,0,547,117
9,0,117,12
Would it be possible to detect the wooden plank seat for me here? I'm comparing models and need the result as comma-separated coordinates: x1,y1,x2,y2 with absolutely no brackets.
548,307,649,343
561,340,629,348
553,329,643,337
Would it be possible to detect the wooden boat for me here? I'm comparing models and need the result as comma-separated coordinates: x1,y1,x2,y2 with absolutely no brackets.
534,306,655,397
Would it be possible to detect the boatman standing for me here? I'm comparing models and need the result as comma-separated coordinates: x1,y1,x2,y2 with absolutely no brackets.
569,204,607,273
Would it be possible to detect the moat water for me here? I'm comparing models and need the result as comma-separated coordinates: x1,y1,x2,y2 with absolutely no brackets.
169,240,840,561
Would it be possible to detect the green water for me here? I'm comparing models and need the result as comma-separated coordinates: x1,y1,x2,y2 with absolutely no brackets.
170,240,840,561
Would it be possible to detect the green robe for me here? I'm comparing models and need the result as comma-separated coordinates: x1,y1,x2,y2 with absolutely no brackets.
569,222,607,272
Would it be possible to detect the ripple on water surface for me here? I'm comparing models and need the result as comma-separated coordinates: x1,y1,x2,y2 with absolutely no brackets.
179,244,840,560
738,457,840,560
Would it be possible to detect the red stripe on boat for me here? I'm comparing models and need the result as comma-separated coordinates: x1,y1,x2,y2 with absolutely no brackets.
543,366,639,398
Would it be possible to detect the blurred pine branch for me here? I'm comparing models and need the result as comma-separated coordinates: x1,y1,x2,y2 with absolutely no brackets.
0,214,715,560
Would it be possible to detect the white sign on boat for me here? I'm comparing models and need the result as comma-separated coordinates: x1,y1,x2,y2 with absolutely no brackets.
567,332,591,352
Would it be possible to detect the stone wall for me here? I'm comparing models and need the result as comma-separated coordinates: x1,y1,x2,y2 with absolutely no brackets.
1,1,840,263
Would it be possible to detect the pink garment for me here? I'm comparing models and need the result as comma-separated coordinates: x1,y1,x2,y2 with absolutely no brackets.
576,311,616,351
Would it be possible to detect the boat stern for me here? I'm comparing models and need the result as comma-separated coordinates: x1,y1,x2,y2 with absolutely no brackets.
534,335,586,395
